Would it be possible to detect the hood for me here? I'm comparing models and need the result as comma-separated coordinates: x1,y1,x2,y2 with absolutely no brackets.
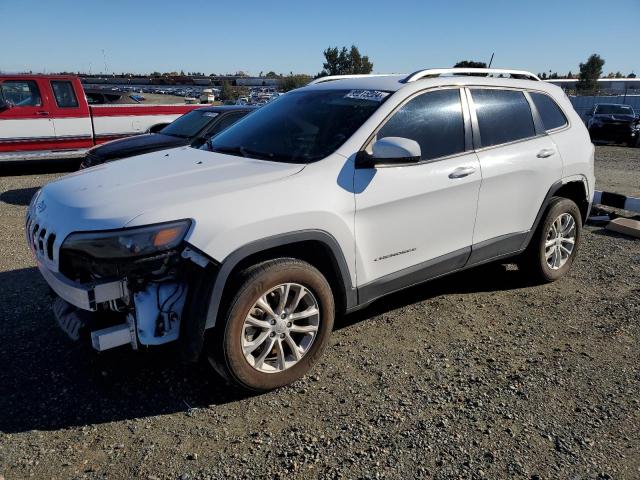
36,147,305,233
594,114,637,123
89,134,188,160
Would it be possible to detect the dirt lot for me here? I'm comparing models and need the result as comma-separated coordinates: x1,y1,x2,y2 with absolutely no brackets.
0,147,638,479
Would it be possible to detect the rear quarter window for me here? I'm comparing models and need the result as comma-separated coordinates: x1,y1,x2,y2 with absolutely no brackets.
471,89,536,147
530,92,567,131
51,80,79,108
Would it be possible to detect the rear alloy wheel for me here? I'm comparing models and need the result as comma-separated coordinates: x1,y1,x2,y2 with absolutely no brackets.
520,197,582,283
209,258,334,391
544,212,577,270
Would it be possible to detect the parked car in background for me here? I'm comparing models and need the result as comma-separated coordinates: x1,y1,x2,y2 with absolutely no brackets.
81,105,256,168
199,89,217,104
586,103,640,146
28,68,594,391
0,74,202,162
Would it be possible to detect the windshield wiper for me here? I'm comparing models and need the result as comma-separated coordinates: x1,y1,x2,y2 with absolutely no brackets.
162,132,190,139
210,144,275,161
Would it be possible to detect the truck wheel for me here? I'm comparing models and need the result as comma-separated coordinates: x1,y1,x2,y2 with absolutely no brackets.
520,197,582,283
208,258,334,391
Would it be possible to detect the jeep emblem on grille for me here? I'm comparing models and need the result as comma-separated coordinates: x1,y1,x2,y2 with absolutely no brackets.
36,200,46,213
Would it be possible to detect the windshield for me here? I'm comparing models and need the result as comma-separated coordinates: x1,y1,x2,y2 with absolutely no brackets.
595,104,634,115
160,110,218,138
207,89,390,163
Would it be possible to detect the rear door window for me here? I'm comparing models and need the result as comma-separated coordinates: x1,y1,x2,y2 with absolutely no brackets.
530,92,567,131
160,110,218,138
377,89,466,161
0,80,42,107
471,89,536,147
205,112,249,138
51,81,79,108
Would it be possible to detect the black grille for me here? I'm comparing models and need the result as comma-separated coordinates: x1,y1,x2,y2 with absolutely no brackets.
26,220,56,261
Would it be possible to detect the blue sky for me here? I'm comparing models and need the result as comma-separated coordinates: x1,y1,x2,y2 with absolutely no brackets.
1,0,638,76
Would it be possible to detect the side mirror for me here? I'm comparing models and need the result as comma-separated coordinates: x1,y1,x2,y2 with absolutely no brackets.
0,97,9,111
356,137,421,168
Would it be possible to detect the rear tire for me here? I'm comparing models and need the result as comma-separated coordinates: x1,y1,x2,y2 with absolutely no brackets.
519,197,582,283
207,258,334,392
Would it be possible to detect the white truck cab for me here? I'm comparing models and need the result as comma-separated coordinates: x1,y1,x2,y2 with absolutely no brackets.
28,68,595,391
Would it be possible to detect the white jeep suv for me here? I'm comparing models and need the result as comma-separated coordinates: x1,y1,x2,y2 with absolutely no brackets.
27,68,595,391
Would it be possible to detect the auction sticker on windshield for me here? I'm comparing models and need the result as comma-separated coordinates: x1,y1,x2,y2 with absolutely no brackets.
344,90,390,102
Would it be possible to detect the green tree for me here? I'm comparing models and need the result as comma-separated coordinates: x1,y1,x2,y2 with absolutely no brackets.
629,72,637,78
280,74,312,92
453,60,487,68
220,81,235,101
265,71,279,78
320,45,373,76
576,54,604,92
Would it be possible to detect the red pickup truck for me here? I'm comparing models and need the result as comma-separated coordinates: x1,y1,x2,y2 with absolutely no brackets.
0,74,201,162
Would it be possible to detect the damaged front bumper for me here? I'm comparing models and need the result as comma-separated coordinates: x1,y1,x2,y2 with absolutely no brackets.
38,261,128,311
39,246,213,353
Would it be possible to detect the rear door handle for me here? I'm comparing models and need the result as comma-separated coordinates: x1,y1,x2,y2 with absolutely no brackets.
36,111,49,116
537,148,556,158
449,166,476,179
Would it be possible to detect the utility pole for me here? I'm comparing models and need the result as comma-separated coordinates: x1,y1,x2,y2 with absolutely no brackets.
488,52,495,68
102,49,108,75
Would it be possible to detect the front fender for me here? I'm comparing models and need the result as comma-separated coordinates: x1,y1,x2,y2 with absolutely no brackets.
203,229,356,330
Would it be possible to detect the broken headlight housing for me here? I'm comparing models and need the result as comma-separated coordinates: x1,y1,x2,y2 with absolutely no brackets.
61,220,191,259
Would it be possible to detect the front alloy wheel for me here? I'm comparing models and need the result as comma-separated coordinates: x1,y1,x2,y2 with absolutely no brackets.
242,283,320,373
208,258,334,391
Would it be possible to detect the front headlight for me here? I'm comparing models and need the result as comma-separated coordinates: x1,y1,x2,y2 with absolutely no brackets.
62,220,191,259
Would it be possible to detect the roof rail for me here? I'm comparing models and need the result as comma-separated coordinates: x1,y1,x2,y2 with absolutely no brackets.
402,68,541,83
308,74,397,85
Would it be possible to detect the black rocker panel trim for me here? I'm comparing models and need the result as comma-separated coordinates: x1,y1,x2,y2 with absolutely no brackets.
466,231,528,266
356,247,471,307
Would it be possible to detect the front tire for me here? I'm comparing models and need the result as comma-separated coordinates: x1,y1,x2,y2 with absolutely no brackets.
208,258,335,392
520,197,582,283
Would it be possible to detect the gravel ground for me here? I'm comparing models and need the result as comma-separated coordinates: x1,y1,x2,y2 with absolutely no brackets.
593,146,640,197
0,147,638,479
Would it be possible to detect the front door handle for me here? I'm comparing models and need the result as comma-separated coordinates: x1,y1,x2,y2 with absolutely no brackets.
449,166,476,179
36,111,49,116
537,148,556,158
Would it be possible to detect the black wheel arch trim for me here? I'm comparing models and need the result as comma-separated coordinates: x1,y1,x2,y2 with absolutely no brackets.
203,229,356,330
525,178,589,247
